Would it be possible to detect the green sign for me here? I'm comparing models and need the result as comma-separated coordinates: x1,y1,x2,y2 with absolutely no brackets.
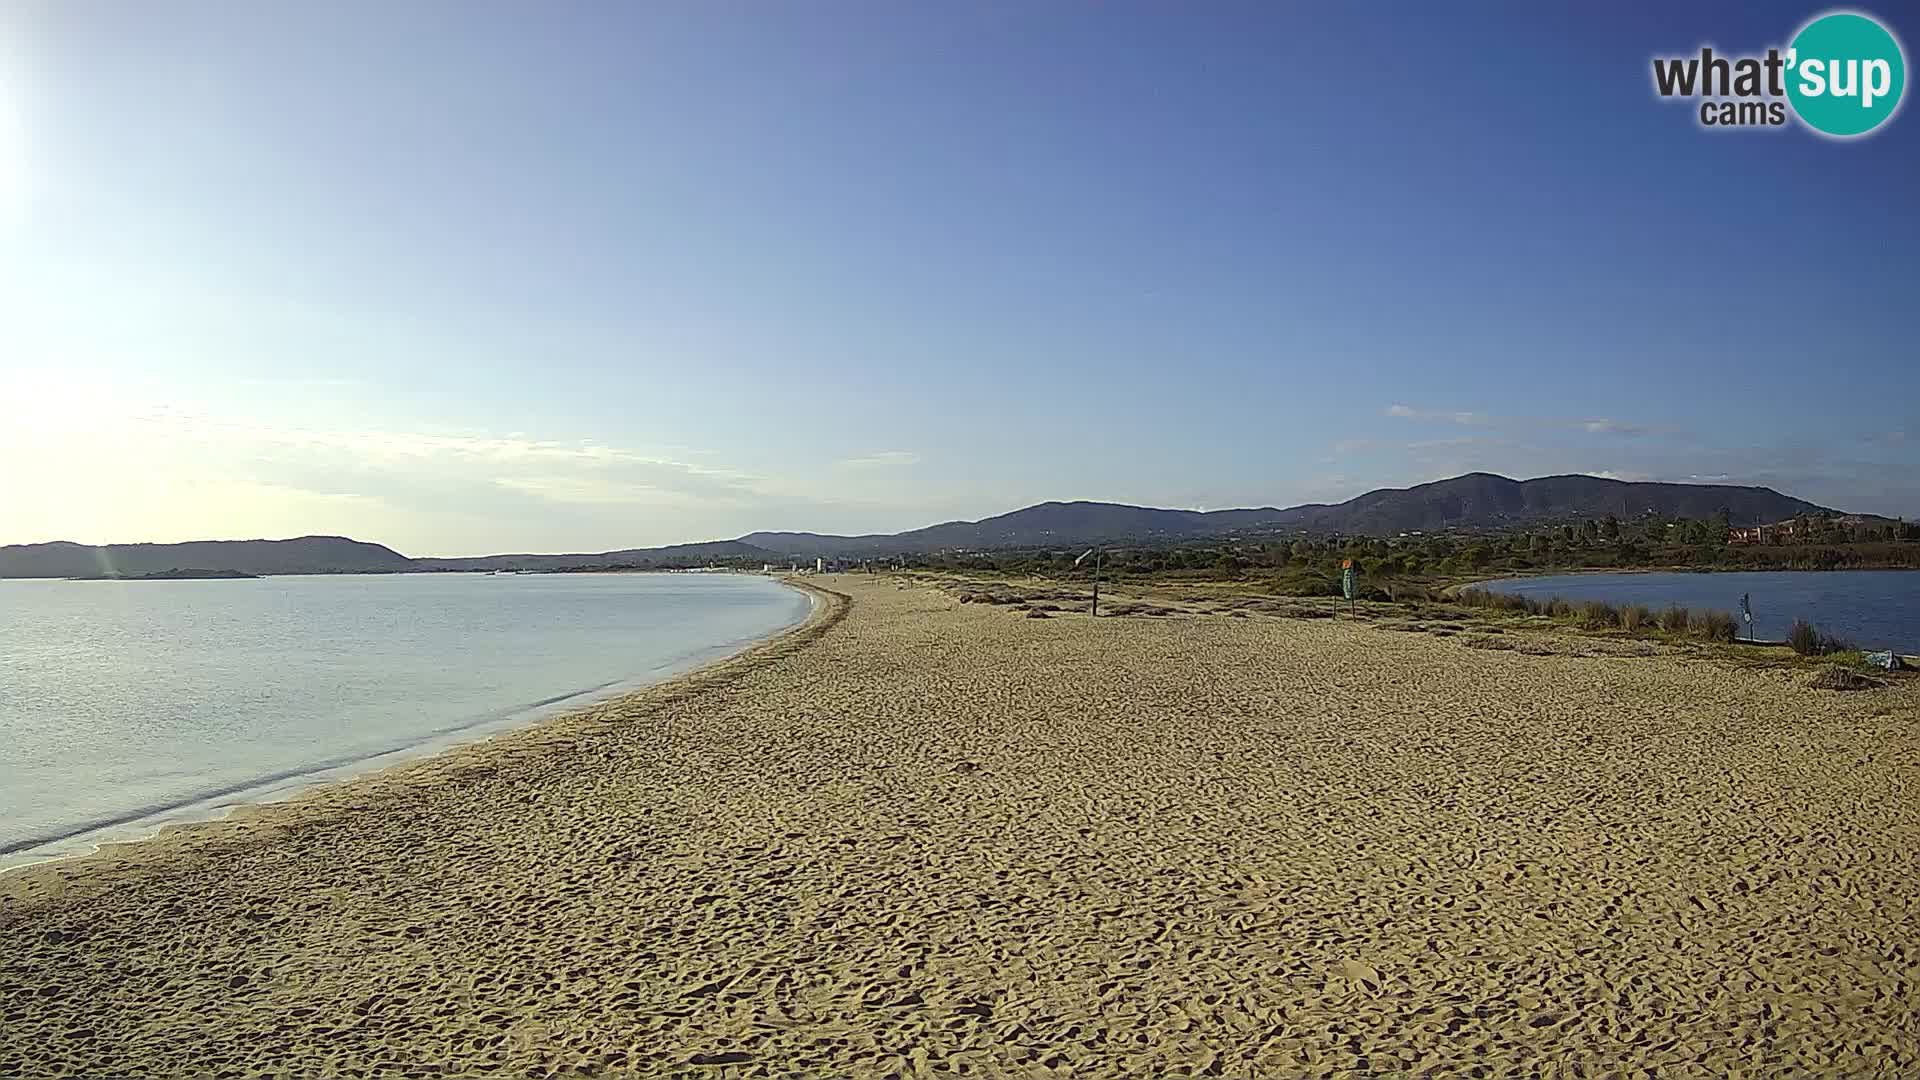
1341,566,1356,600
1787,12,1906,138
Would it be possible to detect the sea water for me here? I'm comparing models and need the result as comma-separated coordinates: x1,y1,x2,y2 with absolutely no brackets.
0,571,810,869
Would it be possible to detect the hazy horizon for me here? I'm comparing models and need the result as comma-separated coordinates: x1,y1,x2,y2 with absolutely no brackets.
3,2,1914,553
0,469,1865,559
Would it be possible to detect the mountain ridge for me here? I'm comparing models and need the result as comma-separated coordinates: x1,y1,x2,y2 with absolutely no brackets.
0,474,1843,576
739,473,1834,556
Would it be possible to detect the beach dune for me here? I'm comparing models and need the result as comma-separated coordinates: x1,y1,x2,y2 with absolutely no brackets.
3,575,1916,1077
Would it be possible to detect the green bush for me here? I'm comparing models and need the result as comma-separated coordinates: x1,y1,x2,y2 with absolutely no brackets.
1620,604,1653,632
1269,569,1338,597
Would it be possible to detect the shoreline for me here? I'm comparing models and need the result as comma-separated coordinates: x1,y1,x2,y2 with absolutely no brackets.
0,577,839,889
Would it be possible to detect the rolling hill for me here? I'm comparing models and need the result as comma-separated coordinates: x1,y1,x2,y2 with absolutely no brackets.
1285,473,1830,536
738,474,1833,557
0,474,1840,576
0,536,413,579
740,502,1305,558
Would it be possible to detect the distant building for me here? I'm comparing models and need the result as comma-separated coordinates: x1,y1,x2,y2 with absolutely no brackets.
1729,514,1874,545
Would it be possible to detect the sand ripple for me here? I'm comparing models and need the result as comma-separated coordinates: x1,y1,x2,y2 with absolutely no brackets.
3,576,1917,1077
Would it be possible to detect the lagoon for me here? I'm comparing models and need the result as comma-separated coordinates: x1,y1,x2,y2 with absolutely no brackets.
1477,569,1919,653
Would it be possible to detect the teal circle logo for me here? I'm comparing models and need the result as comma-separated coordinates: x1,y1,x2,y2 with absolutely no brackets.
1786,11,1906,137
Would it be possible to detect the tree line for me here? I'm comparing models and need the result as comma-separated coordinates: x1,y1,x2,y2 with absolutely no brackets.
898,511,1920,595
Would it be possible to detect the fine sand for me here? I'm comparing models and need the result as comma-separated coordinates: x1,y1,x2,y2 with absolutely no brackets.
3,574,1917,1077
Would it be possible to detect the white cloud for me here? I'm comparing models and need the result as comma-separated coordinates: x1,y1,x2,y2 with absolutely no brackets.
1386,404,1485,425
1581,419,1650,435
837,450,922,468
1329,434,1507,457
492,475,715,507
0,382,816,548
1389,403,1660,438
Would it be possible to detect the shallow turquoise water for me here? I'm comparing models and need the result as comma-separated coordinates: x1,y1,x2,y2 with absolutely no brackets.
0,572,809,867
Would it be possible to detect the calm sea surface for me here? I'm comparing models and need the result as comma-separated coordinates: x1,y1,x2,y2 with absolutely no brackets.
1478,570,1919,652
0,572,810,869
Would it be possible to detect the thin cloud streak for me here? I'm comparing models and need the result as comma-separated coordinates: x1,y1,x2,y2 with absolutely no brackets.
837,451,923,468
1386,403,1668,439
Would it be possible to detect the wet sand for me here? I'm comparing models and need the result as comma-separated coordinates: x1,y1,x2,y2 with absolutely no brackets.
4,574,1917,1077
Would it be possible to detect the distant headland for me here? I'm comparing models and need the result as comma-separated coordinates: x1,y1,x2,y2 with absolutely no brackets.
69,568,262,581
0,473,1890,579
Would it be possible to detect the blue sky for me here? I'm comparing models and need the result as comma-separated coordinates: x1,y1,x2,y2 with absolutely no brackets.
1,2,1914,554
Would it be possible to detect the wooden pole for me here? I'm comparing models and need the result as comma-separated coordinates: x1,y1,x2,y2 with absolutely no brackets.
1091,551,1100,618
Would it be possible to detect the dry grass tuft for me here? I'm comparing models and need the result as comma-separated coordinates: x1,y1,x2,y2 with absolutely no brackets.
1809,666,1879,692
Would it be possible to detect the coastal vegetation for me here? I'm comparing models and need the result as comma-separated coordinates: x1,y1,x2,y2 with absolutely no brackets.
899,510,1920,595
1450,588,1739,643
1787,617,1855,657
913,568,1915,691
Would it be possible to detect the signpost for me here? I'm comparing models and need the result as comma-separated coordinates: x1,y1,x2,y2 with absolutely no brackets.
1341,558,1356,614
1075,548,1102,617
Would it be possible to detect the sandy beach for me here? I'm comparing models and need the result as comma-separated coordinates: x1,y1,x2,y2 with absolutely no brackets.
4,574,1917,1077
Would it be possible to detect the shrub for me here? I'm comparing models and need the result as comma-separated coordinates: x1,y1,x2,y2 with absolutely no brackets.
1659,605,1690,633
1269,569,1339,598
1455,588,1532,614
1689,609,1737,643
1787,618,1854,656
1620,605,1653,633
1579,601,1621,630
1787,618,1818,655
